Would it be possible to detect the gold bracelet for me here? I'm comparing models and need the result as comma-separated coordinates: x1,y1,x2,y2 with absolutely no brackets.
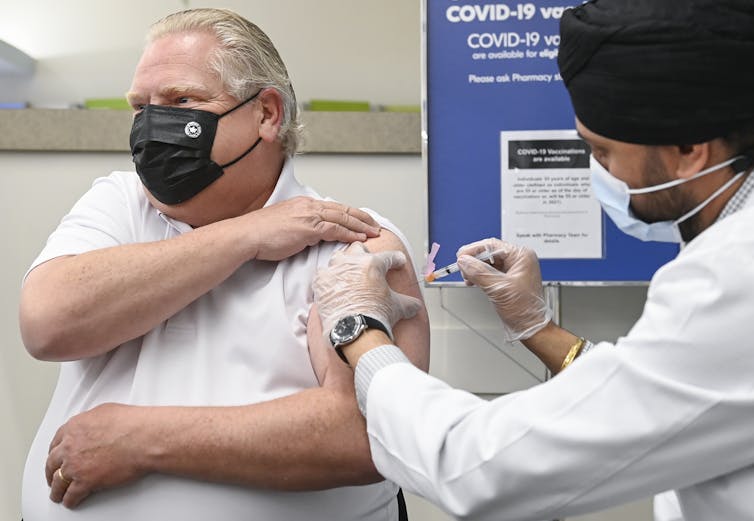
560,337,586,373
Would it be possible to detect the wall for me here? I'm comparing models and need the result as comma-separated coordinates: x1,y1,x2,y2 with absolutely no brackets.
0,2,652,520
0,0,420,108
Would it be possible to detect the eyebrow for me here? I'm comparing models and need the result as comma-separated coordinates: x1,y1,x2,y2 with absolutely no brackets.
125,84,213,105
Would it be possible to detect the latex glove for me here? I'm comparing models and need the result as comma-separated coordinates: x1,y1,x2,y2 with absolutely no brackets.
313,242,422,339
457,238,551,343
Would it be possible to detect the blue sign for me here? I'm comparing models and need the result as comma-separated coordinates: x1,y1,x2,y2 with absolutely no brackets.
425,0,679,282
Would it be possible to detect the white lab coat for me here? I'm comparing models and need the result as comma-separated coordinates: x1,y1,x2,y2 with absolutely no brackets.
361,198,754,521
654,491,683,521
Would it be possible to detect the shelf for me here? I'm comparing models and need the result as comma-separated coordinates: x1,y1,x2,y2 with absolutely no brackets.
0,109,420,154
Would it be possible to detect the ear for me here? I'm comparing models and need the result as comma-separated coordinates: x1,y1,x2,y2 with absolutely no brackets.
255,88,284,143
674,143,710,180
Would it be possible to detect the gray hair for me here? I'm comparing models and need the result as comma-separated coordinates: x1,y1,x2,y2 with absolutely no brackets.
148,8,302,156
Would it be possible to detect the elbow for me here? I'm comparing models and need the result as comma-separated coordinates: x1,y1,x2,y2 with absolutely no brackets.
19,293,75,361
20,309,63,361
22,337,65,362
343,453,384,486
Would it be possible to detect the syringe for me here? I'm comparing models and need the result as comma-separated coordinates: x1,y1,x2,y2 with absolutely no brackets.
424,249,495,282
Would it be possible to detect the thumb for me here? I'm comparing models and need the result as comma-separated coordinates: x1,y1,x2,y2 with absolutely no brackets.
344,241,368,255
392,292,422,322
373,249,407,275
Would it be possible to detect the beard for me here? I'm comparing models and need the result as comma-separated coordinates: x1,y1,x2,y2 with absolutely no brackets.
631,149,701,242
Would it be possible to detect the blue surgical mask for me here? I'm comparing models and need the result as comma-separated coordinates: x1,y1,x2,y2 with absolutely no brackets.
589,154,750,243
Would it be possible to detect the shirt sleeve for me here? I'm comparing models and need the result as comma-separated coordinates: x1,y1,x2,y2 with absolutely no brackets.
654,490,684,521
354,344,411,415
26,173,137,278
361,224,754,521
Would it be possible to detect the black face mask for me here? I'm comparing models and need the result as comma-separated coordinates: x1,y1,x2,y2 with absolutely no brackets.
129,90,262,205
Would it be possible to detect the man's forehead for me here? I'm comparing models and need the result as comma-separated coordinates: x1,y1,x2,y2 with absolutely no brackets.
143,31,218,58
132,32,220,78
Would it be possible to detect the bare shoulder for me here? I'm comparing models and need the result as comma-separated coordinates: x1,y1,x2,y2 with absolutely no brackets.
362,229,418,299
362,229,431,372
362,228,408,254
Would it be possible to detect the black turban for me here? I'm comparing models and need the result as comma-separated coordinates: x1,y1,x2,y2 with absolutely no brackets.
558,0,754,145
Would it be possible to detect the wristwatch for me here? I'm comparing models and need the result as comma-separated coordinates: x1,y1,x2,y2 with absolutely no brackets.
329,314,390,364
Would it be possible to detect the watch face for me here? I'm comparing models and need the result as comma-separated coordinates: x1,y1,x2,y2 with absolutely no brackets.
330,315,363,346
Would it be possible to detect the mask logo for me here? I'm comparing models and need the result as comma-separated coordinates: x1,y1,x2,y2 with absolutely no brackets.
184,121,202,138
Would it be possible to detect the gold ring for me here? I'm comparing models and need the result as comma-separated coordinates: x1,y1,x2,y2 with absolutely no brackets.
56,467,72,485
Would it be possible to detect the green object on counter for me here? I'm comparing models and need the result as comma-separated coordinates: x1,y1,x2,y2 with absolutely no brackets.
84,98,131,110
307,99,371,112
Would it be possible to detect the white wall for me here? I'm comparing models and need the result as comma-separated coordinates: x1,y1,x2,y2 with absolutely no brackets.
0,0,420,108
0,2,652,520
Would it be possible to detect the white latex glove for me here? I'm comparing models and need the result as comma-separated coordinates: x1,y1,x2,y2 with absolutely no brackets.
313,242,422,339
457,238,551,343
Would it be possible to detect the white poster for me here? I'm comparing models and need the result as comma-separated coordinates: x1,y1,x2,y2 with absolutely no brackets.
500,130,603,259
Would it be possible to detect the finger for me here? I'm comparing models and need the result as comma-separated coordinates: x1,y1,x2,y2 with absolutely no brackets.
325,239,368,267
46,426,66,486
316,222,369,246
456,237,496,257
344,241,368,255
62,481,90,509
49,467,71,504
46,446,62,487
320,204,380,235
457,237,508,259
457,254,503,284
372,250,407,275
335,203,380,230
48,426,64,453
393,293,423,321
462,243,522,273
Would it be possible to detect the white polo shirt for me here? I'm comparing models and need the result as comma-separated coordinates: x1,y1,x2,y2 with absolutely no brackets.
22,160,407,521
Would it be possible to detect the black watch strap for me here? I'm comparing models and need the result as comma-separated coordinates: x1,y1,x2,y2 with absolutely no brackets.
334,345,350,364
334,315,390,365
361,315,390,339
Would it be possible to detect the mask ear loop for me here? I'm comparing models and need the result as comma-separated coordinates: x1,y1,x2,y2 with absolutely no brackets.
673,152,754,225
730,153,754,175
220,88,263,118
674,170,747,225
628,154,746,195
220,136,263,169
217,88,266,169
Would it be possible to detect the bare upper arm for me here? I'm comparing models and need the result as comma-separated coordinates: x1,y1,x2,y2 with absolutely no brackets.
361,230,430,372
307,229,430,384
19,256,75,359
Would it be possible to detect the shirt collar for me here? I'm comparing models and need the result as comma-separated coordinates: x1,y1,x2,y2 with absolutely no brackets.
716,169,754,222
262,158,303,208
